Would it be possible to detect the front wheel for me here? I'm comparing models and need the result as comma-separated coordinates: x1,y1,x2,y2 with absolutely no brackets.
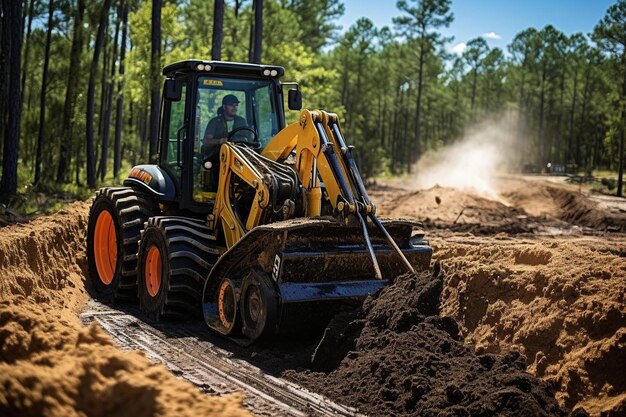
86,187,155,302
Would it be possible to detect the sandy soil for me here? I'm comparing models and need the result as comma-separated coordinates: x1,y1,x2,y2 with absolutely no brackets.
367,177,626,416
0,202,250,417
1,175,624,417
370,176,626,234
433,234,626,417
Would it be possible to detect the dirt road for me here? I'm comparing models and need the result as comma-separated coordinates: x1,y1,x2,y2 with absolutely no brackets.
1,176,624,416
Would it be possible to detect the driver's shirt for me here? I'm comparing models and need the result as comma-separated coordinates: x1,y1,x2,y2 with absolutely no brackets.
202,114,248,164
203,114,247,142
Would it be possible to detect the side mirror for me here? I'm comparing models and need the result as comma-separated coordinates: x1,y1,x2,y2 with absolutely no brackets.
288,89,302,110
164,78,182,101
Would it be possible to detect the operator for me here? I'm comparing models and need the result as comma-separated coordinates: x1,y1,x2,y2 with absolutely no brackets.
201,94,249,192
202,94,248,164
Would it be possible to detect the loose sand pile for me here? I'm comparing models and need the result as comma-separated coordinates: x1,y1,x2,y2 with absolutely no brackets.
287,272,575,416
0,202,250,417
434,236,626,417
369,177,626,234
498,178,626,232
370,183,567,235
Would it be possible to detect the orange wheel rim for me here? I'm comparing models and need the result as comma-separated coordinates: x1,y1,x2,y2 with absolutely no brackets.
218,280,233,329
145,245,162,297
94,210,117,285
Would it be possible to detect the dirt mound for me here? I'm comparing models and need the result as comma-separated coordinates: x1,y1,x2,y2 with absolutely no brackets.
0,202,250,417
435,236,626,416
497,178,562,218
369,184,570,235
547,186,625,232
287,272,576,416
370,177,626,234
0,201,91,308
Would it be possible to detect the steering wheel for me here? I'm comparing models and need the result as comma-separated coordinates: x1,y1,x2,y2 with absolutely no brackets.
227,126,260,148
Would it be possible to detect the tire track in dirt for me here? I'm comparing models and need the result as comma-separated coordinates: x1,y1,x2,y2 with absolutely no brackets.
80,300,363,417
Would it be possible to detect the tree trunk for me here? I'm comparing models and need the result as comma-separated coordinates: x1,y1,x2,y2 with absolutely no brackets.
114,1,129,178
248,0,255,63
20,0,35,110
211,0,224,60
97,16,110,146
149,0,162,159
0,1,7,161
34,0,54,186
0,0,23,200
617,56,626,197
567,66,578,165
576,64,592,169
87,0,113,188
227,0,240,61
249,0,262,63
470,67,478,118
391,81,401,174
538,60,546,166
556,69,566,162
413,35,425,167
57,0,85,183
101,6,121,181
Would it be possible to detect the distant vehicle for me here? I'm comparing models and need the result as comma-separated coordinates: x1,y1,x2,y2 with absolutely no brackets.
545,163,566,175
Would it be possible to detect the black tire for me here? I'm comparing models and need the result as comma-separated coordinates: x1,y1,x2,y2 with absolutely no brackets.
137,216,219,320
240,271,279,342
87,187,156,302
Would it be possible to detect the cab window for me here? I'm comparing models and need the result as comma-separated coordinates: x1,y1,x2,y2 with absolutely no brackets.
192,76,279,203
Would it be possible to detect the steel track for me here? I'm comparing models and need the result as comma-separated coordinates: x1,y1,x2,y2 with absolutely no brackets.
80,300,363,417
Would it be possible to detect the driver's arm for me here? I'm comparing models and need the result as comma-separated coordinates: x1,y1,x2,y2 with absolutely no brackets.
203,119,227,147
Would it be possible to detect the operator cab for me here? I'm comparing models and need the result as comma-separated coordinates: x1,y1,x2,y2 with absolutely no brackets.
158,60,301,210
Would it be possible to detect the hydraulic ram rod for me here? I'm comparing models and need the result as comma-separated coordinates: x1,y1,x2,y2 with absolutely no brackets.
329,120,416,275
357,211,382,280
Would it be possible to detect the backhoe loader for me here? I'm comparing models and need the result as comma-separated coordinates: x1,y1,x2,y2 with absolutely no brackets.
87,60,432,344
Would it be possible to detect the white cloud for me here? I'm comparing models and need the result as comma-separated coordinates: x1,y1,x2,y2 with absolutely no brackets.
482,32,501,40
451,42,467,55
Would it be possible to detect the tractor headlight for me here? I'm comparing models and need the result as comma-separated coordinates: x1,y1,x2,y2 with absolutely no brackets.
270,69,278,77
196,64,205,71
263,69,271,76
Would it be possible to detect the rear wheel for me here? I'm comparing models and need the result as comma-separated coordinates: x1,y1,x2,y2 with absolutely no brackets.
138,216,219,320
87,187,156,302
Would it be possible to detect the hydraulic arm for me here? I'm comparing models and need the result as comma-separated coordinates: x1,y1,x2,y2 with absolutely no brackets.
203,109,431,343
262,109,416,279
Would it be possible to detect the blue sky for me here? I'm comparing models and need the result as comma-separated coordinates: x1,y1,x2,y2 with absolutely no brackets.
337,0,616,54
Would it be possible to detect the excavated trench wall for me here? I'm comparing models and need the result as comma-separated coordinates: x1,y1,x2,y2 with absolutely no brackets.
0,201,250,417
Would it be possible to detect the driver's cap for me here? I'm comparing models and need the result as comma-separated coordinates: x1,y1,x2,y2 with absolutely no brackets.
222,94,240,105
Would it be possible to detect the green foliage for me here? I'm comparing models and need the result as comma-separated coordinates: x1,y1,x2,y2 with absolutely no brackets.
6,0,626,209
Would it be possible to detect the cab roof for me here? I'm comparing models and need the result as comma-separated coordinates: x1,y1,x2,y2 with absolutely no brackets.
163,60,285,78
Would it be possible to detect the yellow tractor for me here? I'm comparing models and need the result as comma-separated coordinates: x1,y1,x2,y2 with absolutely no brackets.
86,60,432,344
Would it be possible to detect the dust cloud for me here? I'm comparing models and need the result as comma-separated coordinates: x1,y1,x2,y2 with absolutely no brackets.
412,117,518,198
